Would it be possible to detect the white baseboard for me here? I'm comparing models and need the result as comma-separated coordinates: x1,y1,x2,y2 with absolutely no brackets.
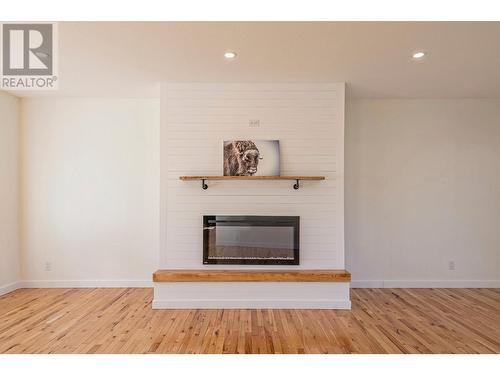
19,279,153,288
5,279,498,296
152,299,351,309
351,280,500,288
0,281,22,297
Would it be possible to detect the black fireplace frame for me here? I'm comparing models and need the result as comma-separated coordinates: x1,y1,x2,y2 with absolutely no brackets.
203,215,300,265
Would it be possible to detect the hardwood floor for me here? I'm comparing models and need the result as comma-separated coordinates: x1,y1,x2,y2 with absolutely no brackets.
0,288,498,354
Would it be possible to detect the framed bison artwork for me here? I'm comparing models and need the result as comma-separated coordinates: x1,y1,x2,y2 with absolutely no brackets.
223,140,280,176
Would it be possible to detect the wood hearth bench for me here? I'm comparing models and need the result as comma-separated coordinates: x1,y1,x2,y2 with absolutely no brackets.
152,270,351,309
153,269,351,282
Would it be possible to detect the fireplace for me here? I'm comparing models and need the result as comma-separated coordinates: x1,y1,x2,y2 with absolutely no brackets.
203,216,299,265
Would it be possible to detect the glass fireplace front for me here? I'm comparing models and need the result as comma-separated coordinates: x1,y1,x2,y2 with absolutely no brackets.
203,215,299,265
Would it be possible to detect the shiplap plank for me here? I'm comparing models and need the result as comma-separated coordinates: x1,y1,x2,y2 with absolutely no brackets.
166,98,339,108
163,82,341,91
164,88,339,99
164,114,337,124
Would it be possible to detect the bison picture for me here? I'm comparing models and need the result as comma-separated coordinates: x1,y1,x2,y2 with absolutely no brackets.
223,140,262,176
223,140,280,176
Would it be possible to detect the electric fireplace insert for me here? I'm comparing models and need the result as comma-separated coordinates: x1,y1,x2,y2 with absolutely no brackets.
203,215,299,265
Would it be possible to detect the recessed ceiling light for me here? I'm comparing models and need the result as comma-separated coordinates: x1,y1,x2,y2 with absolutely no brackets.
412,51,426,59
224,51,237,59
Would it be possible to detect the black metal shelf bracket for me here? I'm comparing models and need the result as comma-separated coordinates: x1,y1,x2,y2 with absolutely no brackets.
199,178,305,190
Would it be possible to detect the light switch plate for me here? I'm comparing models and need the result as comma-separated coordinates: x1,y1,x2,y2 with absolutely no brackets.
249,119,260,127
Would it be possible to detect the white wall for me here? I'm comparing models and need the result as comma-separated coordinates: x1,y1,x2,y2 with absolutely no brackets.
11,94,500,289
20,98,160,286
0,91,20,294
346,99,500,287
160,83,345,269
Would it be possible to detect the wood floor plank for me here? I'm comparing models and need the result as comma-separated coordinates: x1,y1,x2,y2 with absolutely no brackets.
0,288,498,354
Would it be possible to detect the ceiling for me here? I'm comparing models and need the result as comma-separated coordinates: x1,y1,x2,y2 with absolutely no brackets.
8,21,500,98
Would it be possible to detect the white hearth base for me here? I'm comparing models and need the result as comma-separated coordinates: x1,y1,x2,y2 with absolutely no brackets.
153,282,351,309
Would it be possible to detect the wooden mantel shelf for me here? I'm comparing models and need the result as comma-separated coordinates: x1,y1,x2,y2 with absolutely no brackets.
153,269,351,283
179,176,325,190
180,176,325,180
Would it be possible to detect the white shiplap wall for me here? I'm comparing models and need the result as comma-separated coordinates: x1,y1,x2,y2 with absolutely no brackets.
160,83,345,269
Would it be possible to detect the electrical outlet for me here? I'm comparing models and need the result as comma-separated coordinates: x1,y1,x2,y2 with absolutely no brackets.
448,261,455,271
45,262,52,272
249,119,260,127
